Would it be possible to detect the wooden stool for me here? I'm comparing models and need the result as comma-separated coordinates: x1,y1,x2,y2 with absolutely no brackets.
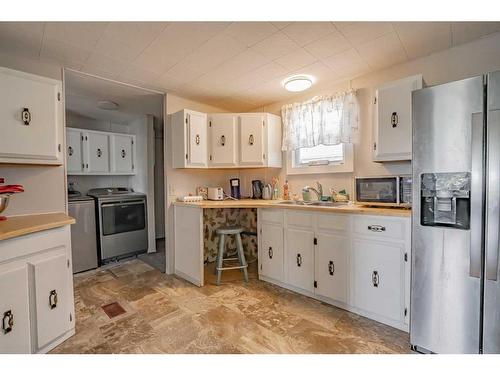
215,226,249,285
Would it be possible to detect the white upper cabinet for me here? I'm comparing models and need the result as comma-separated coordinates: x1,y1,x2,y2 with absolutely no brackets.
208,114,238,167
66,128,84,173
172,109,208,168
373,74,423,162
111,134,135,173
239,113,265,166
86,132,110,173
172,109,282,169
0,67,63,165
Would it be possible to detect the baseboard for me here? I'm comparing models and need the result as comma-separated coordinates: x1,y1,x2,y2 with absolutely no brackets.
37,328,75,354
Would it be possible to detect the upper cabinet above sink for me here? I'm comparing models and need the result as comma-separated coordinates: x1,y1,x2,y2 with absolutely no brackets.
372,74,423,162
172,109,282,169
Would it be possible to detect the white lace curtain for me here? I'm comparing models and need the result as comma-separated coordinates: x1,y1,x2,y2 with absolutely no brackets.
281,91,359,151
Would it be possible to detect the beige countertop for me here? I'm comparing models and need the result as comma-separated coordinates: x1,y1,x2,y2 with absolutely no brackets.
173,199,411,217
0,213,75,241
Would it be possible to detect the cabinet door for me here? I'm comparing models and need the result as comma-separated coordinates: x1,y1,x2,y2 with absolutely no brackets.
209,114,238,166
86,132,110,173
285,228,315,292
66,128,84,173
111,134,134,173
239,113,265,166
30,252,71,349
0,263,31,353
0,67,61,163
352,238,404,322
187,111,207,167
315,232,348,304
373,75,422,161
260,223,284,282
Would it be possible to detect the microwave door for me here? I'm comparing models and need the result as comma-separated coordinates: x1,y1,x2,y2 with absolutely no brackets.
356,178,398,204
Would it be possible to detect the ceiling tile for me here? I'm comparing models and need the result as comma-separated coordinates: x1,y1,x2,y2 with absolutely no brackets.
0,22,44,59
40,38,91,68
272,22,293,30
322,48,371,78
81,52,129,79
117,64,161,87
282,22,337,46
304,30,351,59
356,32,408,70
230,62,288,91
335,22,394,46
44,22,108,50
224,22,278,47
163,62,204,84
291,61,335,82
452,22,500,46
394,22,451,59
275,48,317,72
250,32,299,60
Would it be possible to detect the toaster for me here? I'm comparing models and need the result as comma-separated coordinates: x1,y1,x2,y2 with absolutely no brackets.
207,187,224,201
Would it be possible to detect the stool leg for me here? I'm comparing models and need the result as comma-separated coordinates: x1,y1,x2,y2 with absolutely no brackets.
216,234,225,285
236,233,248,283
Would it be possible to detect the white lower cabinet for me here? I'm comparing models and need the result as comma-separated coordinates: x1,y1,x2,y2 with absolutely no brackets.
285,228,315,293
352,239,404,323
258,208,410,331
315,232,349,304
0,262,31,353
260,223,284,282
0,226,75,353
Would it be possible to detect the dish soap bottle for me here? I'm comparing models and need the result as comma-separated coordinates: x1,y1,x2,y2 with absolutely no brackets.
283,180,290,200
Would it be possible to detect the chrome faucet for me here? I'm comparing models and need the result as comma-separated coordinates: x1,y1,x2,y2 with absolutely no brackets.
303,181,323,201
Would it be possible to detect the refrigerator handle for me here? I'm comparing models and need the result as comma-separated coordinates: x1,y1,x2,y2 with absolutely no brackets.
470,112,484,278
486,110,500,281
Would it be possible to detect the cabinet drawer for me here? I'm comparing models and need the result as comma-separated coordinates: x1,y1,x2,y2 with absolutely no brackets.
0,262,31,353
260,208,283,225
316,213,350,232
285,210,314,229
353,215,406,241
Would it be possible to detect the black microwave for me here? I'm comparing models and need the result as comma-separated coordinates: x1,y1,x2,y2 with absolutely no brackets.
355,176,412,208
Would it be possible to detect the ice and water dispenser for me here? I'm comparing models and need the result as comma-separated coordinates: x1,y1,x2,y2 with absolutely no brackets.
420,172,471,229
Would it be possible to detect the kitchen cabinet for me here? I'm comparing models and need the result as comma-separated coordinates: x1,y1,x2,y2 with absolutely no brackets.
352,238,405,323
66,127,136,175
373,74,423,162
0,66,63,165
285,228,315,293
0,262,31,353
260,223,284,282
111,134,135,173
172,109,208,168
208,114,238,167
0,225,75,353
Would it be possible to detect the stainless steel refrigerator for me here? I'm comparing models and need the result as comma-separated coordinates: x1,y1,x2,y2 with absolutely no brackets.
411,71,500,353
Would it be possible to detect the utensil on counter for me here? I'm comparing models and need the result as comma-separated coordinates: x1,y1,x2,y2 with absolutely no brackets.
0,195,10,221
0,178,24,221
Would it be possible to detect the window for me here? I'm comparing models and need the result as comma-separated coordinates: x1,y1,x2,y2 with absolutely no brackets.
294,143,345,166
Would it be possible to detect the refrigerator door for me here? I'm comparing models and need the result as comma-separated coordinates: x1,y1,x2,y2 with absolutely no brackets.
411,76,484,353
483,70,500,354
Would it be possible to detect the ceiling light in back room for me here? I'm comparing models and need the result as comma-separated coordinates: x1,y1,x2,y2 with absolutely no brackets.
97,100,120,111
282,75,314,92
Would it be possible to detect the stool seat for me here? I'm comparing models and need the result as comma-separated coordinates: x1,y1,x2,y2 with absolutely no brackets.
216,226,244,235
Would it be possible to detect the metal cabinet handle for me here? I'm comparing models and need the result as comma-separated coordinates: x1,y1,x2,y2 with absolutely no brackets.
195,134,200,145
268,247,273,259
2,310,13,334
372,271,379,287
121,149,126,158
49,290,58,309
329,261,335,276
249,134,254,145
220,135,225,146
296,253,302,267
391,112,398,128
368,225,386,232
68,146,74,156
97,148,102,158
22,107,31,125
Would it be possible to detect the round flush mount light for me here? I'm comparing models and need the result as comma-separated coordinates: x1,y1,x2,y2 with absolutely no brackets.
282,75,314,92
97,100,120,111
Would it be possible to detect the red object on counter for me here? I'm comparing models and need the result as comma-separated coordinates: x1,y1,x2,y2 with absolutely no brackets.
0,178,25,221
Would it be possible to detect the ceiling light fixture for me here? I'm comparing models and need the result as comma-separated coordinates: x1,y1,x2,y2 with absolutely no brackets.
282,75,314,92
97,100,120,111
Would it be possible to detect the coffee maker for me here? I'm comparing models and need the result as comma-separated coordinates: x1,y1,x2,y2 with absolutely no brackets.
251,180,263,199
230,178,241,199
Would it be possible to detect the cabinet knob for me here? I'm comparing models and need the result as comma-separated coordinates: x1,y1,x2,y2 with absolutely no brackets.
195,134,200,145
220,135,226,146
368,225,386,232
121,149,126,158
372,270,379,287
68,146,74,156
2,310,14,334
391,112,398,128
49,290,58,309
268,246,273,259
21,107,31,126
97,148,102,158
296,253,302,267
249,134,254,145
328,260,335,276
